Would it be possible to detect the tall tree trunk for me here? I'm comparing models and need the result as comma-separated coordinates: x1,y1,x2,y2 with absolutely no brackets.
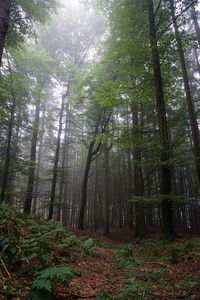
189,1,200,47
127,150,133,228
0,56,16,203
78,140,96,230
117,159,123,228
24,100,40,214
170,0,200,186
48,91,68,220
0,100,15,203
56,104,69,222
78,111,111,230
32,103,46,215
0,0,11,66
6,110,21,205
147,0,175,238
127,107,133,228
92,159,98,233
103,142,110,235
132,103,145,237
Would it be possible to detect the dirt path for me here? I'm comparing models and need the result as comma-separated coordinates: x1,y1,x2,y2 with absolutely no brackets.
57,247,126,299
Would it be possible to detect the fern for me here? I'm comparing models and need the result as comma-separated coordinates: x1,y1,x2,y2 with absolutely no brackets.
30,266,75,300
42,227,67,239
113,244,133,261
35,266,74,282
82,238,95,253
32,278,52,292
57,234,80,249
119,276,152,299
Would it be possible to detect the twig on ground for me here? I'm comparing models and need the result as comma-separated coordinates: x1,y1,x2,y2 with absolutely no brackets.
58,291,96,299
0,257,11,278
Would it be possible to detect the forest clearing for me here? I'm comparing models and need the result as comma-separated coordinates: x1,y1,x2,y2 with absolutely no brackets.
1,0,200,298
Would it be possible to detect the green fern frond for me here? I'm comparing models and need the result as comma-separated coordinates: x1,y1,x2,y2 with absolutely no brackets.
83,238,96,253
30,266,75,300
36,266,74,282
32,278,52,292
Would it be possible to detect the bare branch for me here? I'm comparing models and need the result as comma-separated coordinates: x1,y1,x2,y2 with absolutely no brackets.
158,0,198,40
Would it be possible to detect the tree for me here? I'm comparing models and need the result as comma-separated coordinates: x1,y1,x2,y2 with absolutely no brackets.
103,141,111,235
41,2,104,221
132,103,146,237
0,0,57,66
48,90,68,220
24,99,40,214
0,0,11,65
169,0,200,187
0,53,30,203
146,0,175,238
0,56,15,202
78,108,111,230
5,44,57,214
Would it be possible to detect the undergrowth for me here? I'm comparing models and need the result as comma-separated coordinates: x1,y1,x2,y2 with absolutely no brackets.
1,205,200,300
0,205,95,299
30,266,76,300
112,238,200,299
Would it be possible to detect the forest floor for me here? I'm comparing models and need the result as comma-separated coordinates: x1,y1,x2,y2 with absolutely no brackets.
59,228,200,300
1,209,200,300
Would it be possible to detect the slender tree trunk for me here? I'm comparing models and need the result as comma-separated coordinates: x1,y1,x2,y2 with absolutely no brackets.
48,91,68,220
194,47,200,75
132,104,145,237
0,101,15,202
6,110,21,205
117,159,123,228
170,0,200,186
147,0,175,238
62,117,71,226
24,100,40,214
127,150,133,228
78,141,96,229
78,111,111,230
190,1,200,47
0,0,11,66
93,159,98,233
0,57,16,203
56,104,69,222
32,103,46,215
103,142,110,235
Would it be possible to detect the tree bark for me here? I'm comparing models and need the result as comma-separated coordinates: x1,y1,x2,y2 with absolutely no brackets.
24,100,40,214
32,103,46,215
132,103,145,237
103,142,110,235
56,103,69,222
189,1,200,47
147,0,175,238
0,100,15,203
0,0,11,65
6,110,21,205
127,150,133,228
48,91,68,220
170,0,200,187
78,140,96,230
78,111,111,230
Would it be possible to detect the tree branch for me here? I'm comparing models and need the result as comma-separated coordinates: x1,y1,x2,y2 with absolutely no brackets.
158,0,198,40
154,0,162,18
